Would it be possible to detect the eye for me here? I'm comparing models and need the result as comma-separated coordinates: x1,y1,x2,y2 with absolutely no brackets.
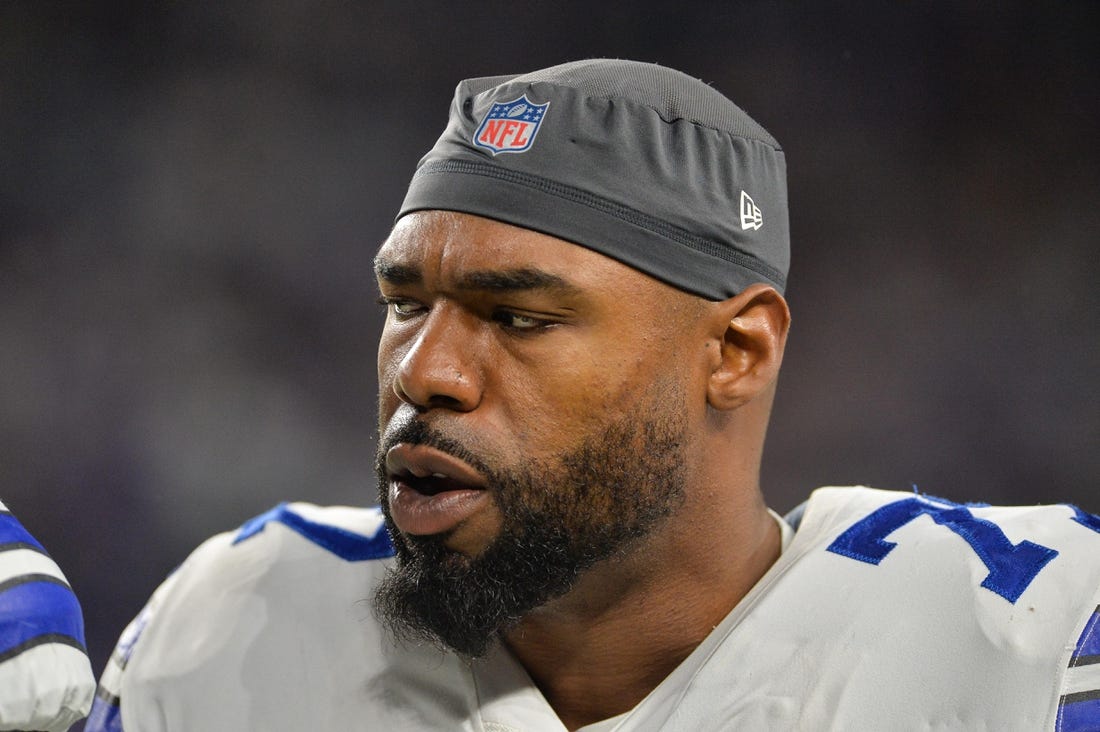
377,296,426,319
492,310,547,331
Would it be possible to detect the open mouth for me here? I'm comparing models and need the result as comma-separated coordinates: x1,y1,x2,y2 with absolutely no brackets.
395,471,476,497
384,443,492,537
385,443,489,497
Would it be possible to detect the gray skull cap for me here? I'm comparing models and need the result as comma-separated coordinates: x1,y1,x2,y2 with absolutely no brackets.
397,59,789,299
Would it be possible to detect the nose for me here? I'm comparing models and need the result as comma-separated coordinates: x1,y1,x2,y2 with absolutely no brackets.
391,306,482,412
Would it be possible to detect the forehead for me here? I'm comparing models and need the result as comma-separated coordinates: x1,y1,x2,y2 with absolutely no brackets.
376,210,663,294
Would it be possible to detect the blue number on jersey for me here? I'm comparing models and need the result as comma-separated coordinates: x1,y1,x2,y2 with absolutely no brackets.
827,496,1059,603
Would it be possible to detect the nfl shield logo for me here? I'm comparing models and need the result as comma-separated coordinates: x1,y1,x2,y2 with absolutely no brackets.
473,95,550,155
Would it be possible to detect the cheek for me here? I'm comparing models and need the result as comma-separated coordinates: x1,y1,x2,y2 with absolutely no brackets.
494,349,645,446
376,328,407,416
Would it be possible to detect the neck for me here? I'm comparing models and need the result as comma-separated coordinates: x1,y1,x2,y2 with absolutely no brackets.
503,485,780,731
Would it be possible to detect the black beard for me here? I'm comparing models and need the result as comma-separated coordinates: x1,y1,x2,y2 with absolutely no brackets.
372,409,686,658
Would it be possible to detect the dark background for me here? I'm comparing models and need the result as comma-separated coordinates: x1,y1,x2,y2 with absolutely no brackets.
2,0,1097,703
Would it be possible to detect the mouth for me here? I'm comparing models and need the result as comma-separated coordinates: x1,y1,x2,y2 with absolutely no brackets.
384,443,491,537
395,472,475,496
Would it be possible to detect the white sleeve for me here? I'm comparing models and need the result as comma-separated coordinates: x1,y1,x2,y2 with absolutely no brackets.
0,500,95,732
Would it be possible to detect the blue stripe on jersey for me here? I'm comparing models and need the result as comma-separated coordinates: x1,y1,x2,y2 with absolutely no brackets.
1070,606,1100,667
1057,693,1100,732
1068,505,1100,535
827,496,1058,603
0,577,86,659
232,503,395,561
0,512,46,552
86,688,124,732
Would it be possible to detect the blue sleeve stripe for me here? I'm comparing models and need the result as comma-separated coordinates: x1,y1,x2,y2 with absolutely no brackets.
1058,692,1100,732
0,576,87,658
85,687,125,732
0,572,69,594
0,631,88,663
0,541,49,556
0,513,46,552
233,503,395,562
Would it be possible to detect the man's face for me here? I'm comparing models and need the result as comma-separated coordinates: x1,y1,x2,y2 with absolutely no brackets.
372,211,709,656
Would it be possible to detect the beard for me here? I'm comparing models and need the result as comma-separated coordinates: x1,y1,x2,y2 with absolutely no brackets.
372,397,687,658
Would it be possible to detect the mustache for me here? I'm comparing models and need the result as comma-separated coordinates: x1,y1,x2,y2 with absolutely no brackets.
376,416,494,479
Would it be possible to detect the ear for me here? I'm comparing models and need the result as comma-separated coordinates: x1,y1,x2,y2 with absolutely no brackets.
704,284,791,411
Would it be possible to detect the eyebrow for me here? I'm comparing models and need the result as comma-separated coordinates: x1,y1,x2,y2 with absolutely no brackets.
374,259,581,296
374,260,421,285
458,268,581,295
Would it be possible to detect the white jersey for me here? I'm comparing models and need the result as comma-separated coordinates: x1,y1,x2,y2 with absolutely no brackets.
90,488,1100,731
0,500,95,732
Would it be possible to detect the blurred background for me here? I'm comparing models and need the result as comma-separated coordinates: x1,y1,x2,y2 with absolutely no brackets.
1,0,1097,698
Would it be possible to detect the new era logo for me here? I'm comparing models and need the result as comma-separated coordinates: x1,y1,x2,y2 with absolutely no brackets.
740,191,763,230
473,95,550,155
